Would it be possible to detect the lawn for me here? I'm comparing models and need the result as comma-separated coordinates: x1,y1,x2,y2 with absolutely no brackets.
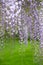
0,36,42,65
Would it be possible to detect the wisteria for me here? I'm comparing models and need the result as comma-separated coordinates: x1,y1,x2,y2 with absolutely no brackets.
23,0,40,42
0,0,43,64
39,1,43,61
0,0,41,44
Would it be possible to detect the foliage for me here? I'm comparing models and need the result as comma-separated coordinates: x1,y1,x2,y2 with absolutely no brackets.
0,37,41,65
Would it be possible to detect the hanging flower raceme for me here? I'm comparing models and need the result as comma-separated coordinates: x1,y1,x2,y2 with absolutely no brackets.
0,0,41,44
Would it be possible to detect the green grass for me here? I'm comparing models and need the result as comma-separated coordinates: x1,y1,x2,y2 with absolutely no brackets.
0,36,41,65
